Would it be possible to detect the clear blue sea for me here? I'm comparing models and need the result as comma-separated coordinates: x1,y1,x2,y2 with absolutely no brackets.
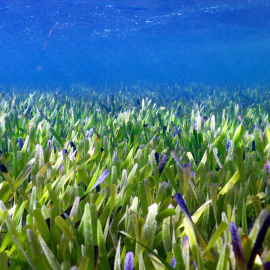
0,0,270,89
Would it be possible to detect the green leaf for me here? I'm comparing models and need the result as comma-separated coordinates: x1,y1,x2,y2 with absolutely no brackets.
97,219,110,269
49,127,64,148
54,216,75,241
204,222,228,254
142,203,158,248
156,208,176,224
33,208,50,244
0,252,8,270
114,237,121,270
162,215,172,254
83,203,94,270
39,235,61,270
216,243,229,270
219,170,240,196
183,216,205,269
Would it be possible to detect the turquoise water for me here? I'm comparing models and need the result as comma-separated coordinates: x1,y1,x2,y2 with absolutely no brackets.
0,0,270,88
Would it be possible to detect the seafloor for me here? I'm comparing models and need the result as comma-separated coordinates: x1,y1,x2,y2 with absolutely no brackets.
0,84,269,269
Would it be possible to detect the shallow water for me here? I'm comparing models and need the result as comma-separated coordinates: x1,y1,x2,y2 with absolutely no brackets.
0,0,270,88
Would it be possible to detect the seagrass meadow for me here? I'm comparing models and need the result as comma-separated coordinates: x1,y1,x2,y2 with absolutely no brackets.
0,85,270,270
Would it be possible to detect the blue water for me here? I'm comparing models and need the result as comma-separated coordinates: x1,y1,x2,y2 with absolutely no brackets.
1,0,270,88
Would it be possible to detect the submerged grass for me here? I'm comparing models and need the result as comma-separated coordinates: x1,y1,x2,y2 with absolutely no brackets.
0,86,269,269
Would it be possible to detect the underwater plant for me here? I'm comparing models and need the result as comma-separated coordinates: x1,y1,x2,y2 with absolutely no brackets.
0,85,269,269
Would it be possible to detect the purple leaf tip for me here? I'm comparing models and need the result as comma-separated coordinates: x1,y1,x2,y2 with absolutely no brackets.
124,251,134,270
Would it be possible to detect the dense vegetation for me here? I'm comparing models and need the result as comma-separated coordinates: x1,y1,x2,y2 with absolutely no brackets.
0,85,270,269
